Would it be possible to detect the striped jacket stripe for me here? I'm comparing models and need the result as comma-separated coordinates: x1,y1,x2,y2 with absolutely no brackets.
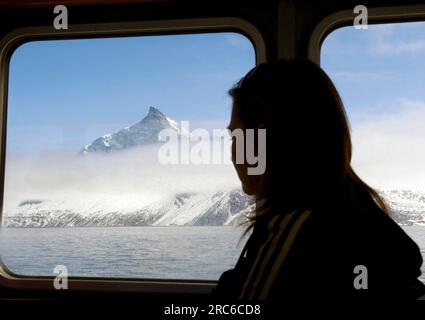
238,214,285,300
239,209,312,300
258,209,311,299
245,211,296,300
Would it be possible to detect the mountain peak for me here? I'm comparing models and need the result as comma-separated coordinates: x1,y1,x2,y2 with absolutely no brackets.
147,106,165,118
79,106,181,155
140,106,169,125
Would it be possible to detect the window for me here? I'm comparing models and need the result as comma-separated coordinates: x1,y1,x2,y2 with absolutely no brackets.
322,22,425,283
0,32,256,280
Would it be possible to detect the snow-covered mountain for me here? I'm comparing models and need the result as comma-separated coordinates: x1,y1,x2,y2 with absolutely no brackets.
382,190,425,226
3,189,425,228
3,189,254,228
79,107,185,155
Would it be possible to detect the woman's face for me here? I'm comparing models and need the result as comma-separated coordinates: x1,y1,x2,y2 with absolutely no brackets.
228,103,267,197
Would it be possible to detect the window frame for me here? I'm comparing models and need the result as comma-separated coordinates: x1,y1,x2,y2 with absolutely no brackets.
308,4,425,64
0,17,266,293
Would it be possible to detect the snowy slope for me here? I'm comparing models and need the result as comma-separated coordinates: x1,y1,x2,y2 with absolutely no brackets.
3,189,425,228
381,190,425,226
2,189,253,228
79,107,185,154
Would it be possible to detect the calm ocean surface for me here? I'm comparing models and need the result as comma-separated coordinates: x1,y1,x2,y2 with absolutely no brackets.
0,225,424,283
0,226,246,279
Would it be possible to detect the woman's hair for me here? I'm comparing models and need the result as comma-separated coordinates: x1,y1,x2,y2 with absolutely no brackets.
229,59,389,225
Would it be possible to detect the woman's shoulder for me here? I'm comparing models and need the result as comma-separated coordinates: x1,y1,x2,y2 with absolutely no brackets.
300,203,423,282
216,205,425,300
299,203,420,251
268,204,425,299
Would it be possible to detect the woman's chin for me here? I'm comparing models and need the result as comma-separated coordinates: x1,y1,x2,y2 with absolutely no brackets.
241,184,254,196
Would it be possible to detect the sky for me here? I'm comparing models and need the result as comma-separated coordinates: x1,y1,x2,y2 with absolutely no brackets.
322,22,425,190
7,32,255,153
5,23,425,191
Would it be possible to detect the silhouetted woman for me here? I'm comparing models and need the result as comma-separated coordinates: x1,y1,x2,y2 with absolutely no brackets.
215,59,425,300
